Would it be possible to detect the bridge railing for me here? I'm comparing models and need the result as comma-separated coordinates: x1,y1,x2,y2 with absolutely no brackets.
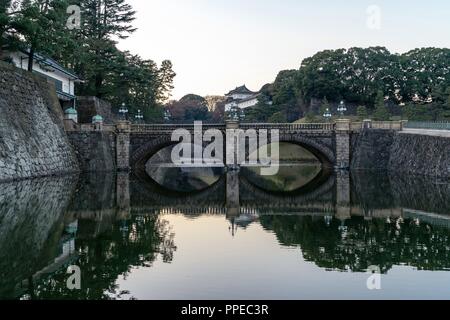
66,121,410,134
350,121,404,131
63,120,116,133
404,121,450,131
131,124,226,133
351,122,363,131
240,123,335,131
372,121,404,130
131,123,335,133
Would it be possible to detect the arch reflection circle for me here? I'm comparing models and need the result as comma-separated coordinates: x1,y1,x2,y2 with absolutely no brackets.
144,142,331,195
241,142,330,193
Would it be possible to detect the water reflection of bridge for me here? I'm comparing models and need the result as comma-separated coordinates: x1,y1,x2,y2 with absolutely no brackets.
67,171,450,227
126,170,340,217
1,171,450,299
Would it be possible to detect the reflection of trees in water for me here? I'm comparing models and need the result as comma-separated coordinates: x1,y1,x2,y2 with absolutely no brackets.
3,170,449,299
260,216,450,273
24,216,176,300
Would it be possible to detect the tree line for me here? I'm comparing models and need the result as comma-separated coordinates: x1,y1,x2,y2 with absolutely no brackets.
165,94,224,123
0,0,175,122
246,47,450,122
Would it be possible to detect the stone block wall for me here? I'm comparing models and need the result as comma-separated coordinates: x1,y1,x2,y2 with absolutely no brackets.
351,129,450,178
116,122,131,171
335,133,350,168
0,62,79,181
389,133,450,178
76,96,118,124
351,130,396,171
335,120,351,169
67,131,116,172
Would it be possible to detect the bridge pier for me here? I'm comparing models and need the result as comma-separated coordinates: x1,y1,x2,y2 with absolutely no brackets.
116,172,131,220
116,121,131,171
226,170,240,219
226,120,241,170
335,119,351,169
335,170,351,221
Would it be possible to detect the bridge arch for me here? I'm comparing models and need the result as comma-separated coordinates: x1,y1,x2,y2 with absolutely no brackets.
130,135,177,170
258,133,336,167
130,132,336,170
240,169,335,202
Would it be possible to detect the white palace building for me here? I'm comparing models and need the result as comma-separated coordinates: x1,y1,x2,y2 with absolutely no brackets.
224,85,260,112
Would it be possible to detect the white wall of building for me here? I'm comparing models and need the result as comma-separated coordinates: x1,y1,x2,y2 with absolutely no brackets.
238,97,259,109
225,97,259,112
9,52,75,96
228,93,254,100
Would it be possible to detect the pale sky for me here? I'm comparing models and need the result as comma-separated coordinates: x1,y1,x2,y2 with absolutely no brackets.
118,0,450,100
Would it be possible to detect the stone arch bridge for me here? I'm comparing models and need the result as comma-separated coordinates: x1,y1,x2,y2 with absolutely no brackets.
116,120,363,172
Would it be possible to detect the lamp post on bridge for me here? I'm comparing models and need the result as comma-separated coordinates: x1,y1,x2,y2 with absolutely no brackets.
119,102,129,121
323,108,332,122
337,100,347,118
135,109,144,124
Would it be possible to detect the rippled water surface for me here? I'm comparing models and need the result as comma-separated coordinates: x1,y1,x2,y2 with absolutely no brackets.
0,166,450,300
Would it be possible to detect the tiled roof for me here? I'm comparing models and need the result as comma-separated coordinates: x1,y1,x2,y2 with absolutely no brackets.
226,85,256,95
21,49,80,80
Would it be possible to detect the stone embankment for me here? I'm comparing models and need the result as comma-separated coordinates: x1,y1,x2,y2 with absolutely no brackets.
351,129,450,178
0,62,79,181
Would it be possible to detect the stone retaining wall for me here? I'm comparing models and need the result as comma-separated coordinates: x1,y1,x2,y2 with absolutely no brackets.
351,130,396,171
76,96,118,124
67,131,116,172
389,133,450,178
351,129,450,178
0,62,79,181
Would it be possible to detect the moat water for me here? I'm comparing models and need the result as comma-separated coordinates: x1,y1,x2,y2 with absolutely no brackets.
0,163,450,300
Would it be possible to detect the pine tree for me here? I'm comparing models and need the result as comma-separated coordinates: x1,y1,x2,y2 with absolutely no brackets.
357,106,368,119
10,0,71,71
319,97,330,116
441,87,450,120
0,0,24,57
157,60,176,103
373,90,390,121
77,0,137,96
0,1,11,56
2,0,175,123
305,111,316,123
